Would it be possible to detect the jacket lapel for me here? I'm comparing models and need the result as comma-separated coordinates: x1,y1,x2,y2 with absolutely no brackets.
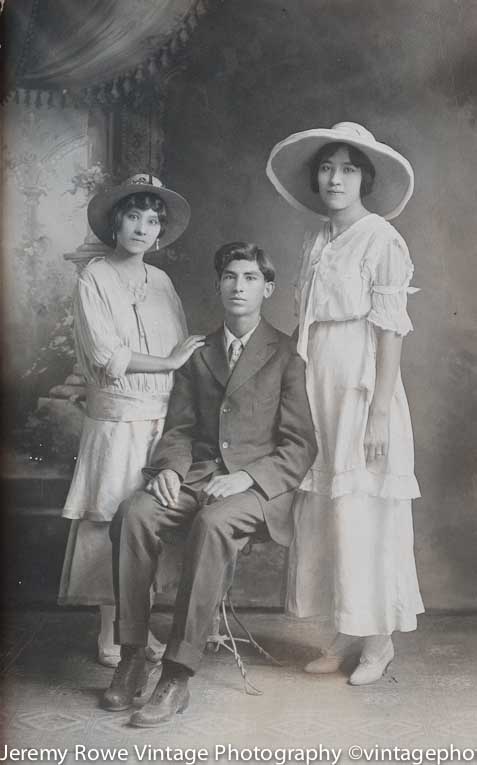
200,327,229,388
226,319,278,396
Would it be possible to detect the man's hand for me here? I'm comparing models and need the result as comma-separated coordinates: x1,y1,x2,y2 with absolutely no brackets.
146,469,181,507
203,470,254,501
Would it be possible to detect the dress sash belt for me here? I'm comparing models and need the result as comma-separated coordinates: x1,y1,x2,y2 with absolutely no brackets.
86,386,170,422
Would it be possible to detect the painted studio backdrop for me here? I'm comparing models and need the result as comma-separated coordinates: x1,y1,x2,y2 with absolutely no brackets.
1,0,476,610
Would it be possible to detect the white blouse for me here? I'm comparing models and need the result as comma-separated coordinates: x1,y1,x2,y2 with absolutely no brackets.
296,214,417,361
74,258,187,419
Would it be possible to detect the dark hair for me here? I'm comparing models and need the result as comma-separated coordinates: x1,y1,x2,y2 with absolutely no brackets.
214,242,275,282
310,142,375,197
111,192,168,240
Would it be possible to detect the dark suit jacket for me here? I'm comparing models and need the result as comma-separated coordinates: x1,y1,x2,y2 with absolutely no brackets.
144,319,317,546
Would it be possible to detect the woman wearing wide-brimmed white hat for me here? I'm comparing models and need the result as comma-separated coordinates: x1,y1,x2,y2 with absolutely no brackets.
267,123,424,685
58,174,204,667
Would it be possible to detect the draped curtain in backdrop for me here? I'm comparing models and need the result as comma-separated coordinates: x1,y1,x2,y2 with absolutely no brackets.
2,0,196,94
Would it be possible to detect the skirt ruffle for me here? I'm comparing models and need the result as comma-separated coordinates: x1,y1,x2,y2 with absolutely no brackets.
300,466,421,500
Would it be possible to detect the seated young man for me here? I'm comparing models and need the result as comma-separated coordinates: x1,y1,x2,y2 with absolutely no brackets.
103,241,317,727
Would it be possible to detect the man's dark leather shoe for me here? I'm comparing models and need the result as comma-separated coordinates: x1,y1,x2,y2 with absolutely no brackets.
129,670,190,727
102,648,148,711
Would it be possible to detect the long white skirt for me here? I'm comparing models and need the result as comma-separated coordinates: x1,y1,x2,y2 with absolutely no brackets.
58,416,180,605
58,519,180,606
63,417,166,523
286,490,424,635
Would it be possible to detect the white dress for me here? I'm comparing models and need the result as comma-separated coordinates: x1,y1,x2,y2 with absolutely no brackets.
58,258,187,605
286,213,424,635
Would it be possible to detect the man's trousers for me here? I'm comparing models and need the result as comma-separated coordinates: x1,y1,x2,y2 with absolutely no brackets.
110,474,266,673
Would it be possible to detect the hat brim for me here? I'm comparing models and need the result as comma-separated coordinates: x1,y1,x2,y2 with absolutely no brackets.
87,183,191,250
266,128,414,221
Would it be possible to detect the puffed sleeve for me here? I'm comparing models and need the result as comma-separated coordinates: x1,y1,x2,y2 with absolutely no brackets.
74,270,132,379
364,232,416,336
293,230,315,317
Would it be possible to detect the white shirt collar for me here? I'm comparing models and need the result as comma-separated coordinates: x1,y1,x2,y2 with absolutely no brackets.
223,319,260,352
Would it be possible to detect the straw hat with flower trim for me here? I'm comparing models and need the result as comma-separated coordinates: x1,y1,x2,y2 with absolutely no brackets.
88,173,191,249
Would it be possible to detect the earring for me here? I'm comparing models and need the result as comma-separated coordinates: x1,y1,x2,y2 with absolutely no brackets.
112,231,116,244
155,237,160,251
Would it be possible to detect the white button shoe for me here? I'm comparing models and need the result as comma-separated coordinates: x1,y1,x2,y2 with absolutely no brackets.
349,637,394,685
305,634,362,674
97,634,121,668
305,652,350,674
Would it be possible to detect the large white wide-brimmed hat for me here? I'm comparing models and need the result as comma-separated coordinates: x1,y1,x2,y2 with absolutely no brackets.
266,122,414,220
88,173,191,249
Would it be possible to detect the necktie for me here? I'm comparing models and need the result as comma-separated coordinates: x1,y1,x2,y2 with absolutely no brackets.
228,338,243,370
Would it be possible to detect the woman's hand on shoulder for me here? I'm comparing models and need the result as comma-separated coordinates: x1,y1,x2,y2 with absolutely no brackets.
364,407,390,464
169,335,206,370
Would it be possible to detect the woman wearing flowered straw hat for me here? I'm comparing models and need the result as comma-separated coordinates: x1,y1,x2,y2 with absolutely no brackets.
59,174,204,667
267,122,423,684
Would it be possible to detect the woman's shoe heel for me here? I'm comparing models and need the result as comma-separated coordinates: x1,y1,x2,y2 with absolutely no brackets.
349,640,394,686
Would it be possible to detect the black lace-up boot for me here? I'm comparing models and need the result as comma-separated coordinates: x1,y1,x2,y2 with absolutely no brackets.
129,660,190,727
101,645,148,711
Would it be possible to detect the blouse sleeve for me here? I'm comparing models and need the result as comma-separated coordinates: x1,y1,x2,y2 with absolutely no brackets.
364,232,416,336
294,230,317,318
74,271,132,379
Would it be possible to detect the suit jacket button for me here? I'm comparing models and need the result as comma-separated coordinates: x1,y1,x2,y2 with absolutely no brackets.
222,441,229,449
